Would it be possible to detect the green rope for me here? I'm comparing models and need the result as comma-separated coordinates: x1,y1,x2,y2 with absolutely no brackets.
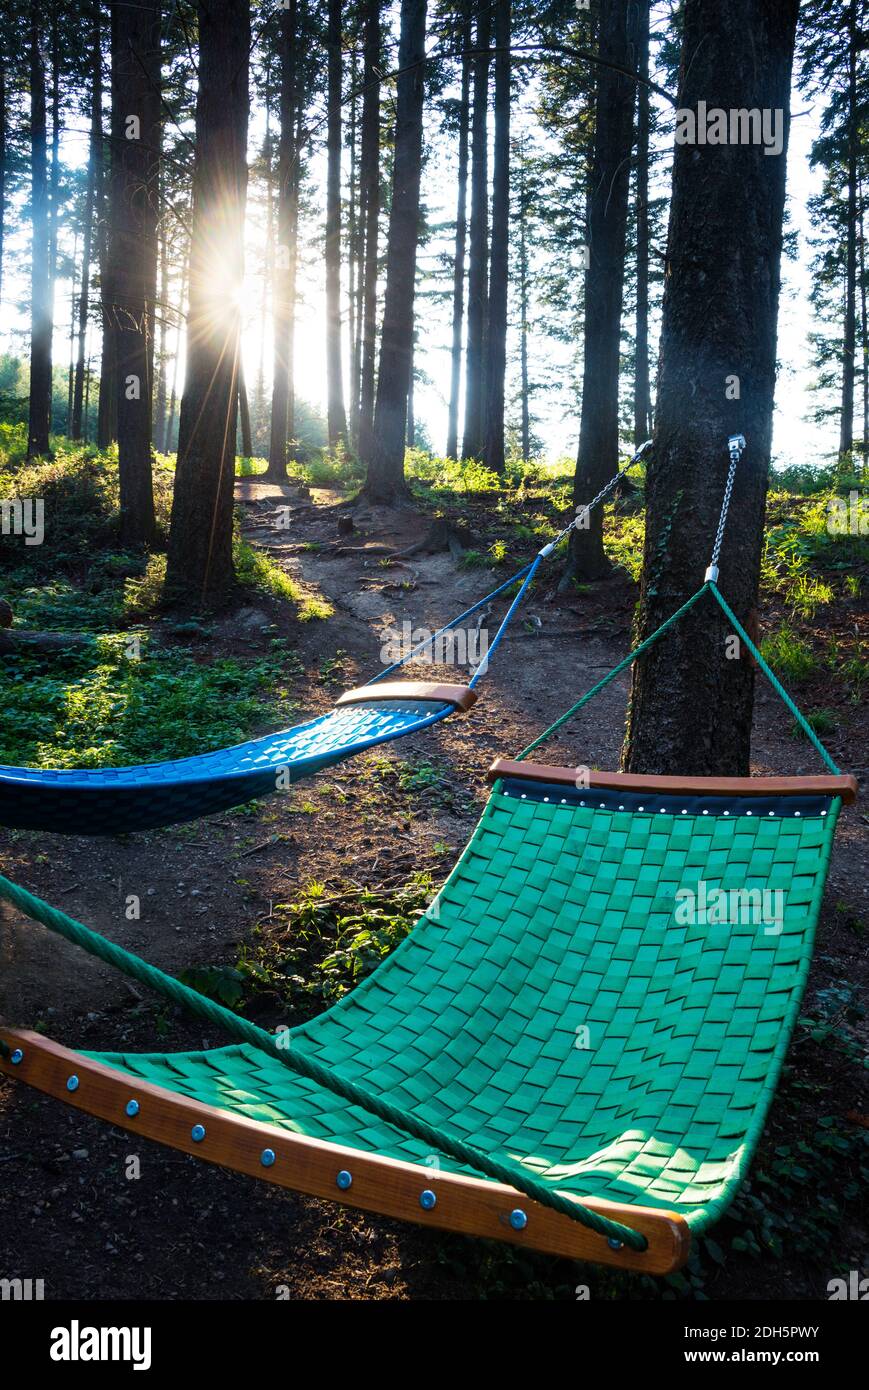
516,584,710,760
708,584,841,775
0,871,647,1252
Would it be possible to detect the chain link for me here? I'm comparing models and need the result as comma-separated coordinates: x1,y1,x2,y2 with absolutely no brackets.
544,438,653,553
708,433,746,575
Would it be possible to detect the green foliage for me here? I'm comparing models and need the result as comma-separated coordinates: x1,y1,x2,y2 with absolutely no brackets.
234,538,333,619
792,707,838,739
0,638,294,769
759,625,819,681
238,875,437,1008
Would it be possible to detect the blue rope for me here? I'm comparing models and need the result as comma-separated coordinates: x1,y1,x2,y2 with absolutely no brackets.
367,560,536,685
469,554,544,688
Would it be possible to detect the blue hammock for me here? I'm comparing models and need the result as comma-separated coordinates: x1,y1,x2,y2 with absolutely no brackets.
0,443,652,837
0,557,539,836
0,685,475,836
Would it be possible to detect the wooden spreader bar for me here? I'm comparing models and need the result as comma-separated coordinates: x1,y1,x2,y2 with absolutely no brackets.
337,681,478,713
489,758,858,804
0,1028,690,1274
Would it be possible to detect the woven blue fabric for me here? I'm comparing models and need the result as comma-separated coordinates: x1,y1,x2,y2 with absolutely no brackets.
0,699,453,835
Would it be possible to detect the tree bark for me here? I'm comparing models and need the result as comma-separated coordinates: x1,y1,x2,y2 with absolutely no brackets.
561,0,636,583
0,61,6,306
166,0,249,601
96,85,116,452
633,0,652,446
72,10,102,441
266,0,300,481
47,6,61,430
363,0,427,503
105,0,160,546
838,0,858,466
445,9,471,461
517,140,530,461
153,207,169,452
238,354,253,457
623,0,799,777
356,0,382,464
461,1,490,460
482,0,511,474
348,47,363,446
325,0,347,449
860,180,868,465
27,6,52,460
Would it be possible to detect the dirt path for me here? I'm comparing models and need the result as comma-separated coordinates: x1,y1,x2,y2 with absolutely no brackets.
0,482,866,1301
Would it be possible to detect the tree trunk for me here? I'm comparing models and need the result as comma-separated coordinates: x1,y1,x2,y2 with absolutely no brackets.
66,238,76,427
166,0,249,601
106,0,160,547
860,180,868,467
356,0,382,464
72,10,102,441
0,62,6,305
561,0,636,583
27,6,52,460
325,0,347,449
623,0,799,777
461,1,490,460
153,212,170,452
47,7,60,430
256,62,273,446
482,0,510,474
348,47,363,446
238,354,253,458
96,87,116,452
633,0,652,446
838,0,858,466
517,141,530,462
363,0,427,503
445,9,471,461
266,0,300,481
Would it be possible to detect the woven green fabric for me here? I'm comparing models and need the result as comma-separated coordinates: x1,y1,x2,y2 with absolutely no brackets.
87,785,839,1232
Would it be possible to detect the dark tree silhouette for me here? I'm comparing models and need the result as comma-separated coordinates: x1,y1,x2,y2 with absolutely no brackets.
325,0,347,448
166,0,250,600
105,0,160,546
462,0,490,460
482,0,511,474
363,0,427,503
624,0,800,776
562,0,636,583
27,5,52,459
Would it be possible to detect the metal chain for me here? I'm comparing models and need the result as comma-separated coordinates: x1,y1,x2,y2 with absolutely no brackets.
539,438,653,556
705,434,746,582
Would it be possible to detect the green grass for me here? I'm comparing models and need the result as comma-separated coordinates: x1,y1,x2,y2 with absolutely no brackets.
0,637,296,769
233,538,333,619
759,625,819,682
791,708,837,740
234,874,438,1010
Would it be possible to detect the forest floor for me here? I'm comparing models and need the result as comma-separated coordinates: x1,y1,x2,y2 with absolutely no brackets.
0,463,867,1301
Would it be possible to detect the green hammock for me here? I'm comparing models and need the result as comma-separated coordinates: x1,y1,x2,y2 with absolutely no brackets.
0,576,856,1273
